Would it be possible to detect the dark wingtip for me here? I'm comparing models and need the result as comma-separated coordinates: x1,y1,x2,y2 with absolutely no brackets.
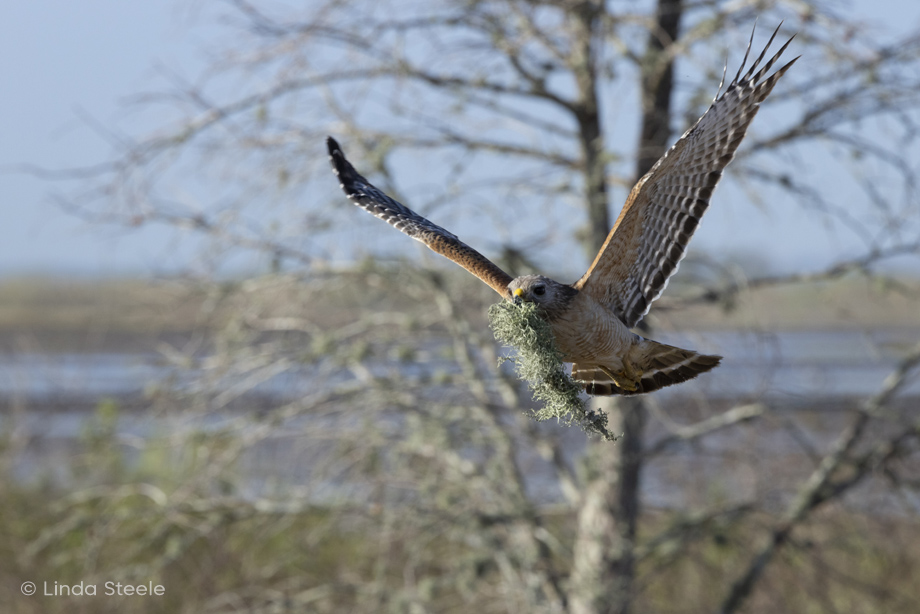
325,135,368,192
326,135,351,178
326,136,341,157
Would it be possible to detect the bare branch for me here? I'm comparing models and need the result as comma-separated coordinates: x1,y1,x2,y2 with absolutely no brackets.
644,403,766,458
719,343,920,614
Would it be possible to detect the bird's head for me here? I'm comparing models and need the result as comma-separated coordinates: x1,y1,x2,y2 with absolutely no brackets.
507,275,577,319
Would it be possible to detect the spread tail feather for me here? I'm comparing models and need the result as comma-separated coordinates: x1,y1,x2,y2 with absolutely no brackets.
573,339,721,396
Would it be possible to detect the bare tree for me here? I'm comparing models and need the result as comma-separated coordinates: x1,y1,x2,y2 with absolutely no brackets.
17,1,920,613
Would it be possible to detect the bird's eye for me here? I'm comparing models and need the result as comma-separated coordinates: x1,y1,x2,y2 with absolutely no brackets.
533,285,546,296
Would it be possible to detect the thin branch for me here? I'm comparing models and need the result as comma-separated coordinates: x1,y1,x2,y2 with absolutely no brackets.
719,343,920,614
644,403,766,458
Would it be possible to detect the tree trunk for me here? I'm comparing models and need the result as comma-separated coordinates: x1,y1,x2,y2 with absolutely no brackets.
569,405,646,614
636,0,682,179
570,0,610,259
569,2,682,613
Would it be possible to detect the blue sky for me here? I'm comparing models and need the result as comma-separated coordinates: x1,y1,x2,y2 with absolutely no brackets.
0,1,207,277
2,1,919,279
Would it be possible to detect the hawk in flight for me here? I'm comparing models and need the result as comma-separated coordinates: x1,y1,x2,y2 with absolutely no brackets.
328,26,797,396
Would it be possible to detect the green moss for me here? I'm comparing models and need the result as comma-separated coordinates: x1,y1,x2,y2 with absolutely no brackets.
488,300,616,441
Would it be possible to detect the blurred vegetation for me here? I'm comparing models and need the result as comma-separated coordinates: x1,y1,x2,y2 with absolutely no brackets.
6,0,920,611
2,267,919,613
1,272,917,343
3,392,920,613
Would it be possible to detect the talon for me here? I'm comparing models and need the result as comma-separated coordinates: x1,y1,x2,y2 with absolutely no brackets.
614,376,639,393
622,356,641,384
599,362,640,392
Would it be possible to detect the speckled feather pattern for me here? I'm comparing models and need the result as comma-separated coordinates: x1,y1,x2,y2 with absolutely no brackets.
327,25,795,396
576,25,798,329
327,137,514,298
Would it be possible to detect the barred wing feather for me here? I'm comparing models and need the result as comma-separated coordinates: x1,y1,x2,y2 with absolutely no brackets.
327,137,514,299
575,25,798,328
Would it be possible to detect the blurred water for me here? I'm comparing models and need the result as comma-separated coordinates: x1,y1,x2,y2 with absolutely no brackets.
0,352,166,399
2,328,918,512
1,329,916,402
656,328,920,399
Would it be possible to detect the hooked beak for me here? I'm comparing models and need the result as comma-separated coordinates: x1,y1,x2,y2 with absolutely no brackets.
512,287,524,304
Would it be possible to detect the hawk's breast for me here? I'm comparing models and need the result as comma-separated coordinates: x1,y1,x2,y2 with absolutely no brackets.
549,291,634,365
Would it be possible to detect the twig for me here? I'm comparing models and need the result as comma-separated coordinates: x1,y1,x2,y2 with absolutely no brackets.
719,343,920,614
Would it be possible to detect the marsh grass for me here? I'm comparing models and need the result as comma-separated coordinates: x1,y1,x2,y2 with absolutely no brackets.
4,272,920,612
5,470,919,614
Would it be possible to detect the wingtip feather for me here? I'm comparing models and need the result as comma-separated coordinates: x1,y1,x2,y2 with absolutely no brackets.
326,136,365,189
326,136,341,156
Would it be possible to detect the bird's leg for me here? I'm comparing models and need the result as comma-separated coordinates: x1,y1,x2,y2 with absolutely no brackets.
599,359,641,392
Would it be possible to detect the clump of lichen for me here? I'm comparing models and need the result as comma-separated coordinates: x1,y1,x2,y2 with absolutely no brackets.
488,300,616,441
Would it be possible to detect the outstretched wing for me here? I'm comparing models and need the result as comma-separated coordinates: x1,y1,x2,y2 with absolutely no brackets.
327,137,514,299
575,25,798,328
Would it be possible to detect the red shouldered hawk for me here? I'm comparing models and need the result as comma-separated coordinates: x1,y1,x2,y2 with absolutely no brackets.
328,25,797,395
